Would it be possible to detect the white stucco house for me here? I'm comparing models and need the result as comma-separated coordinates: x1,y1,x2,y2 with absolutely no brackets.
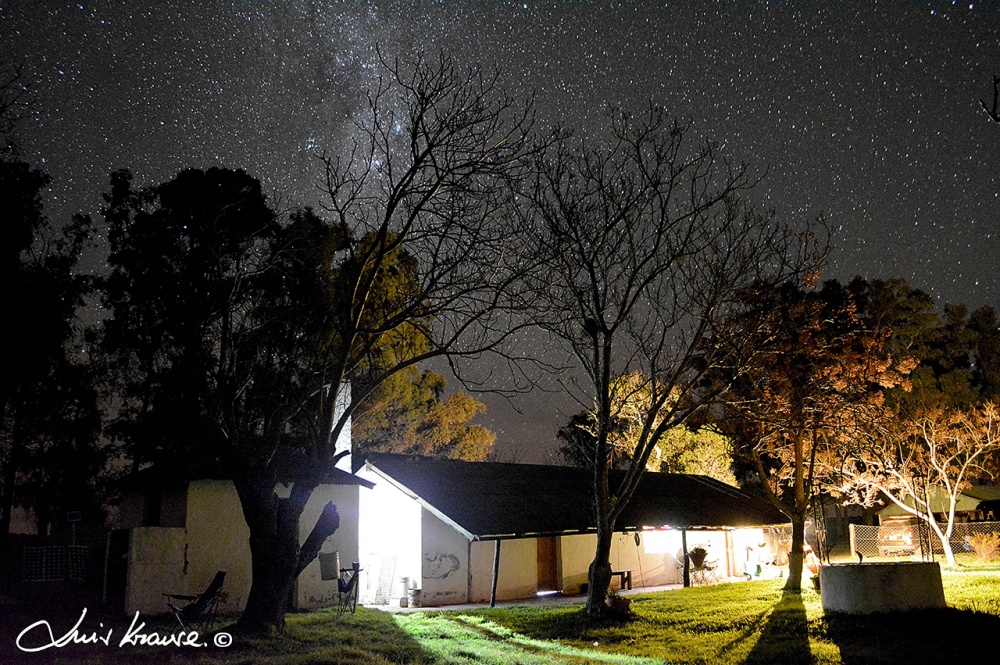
107,465,372,616
354,454,788,607
107,371,788,617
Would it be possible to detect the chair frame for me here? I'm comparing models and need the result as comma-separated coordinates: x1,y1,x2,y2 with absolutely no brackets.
164,570,226,631
337,563,362,615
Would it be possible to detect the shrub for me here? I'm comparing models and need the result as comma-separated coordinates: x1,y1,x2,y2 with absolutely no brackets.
968,533,1000,562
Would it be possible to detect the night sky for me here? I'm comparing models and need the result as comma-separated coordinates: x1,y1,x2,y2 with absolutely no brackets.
3,1,998,461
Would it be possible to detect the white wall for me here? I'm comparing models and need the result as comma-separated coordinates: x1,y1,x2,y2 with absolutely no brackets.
296,484,361,610
125,527,186,615
122,479,362,615
184,480,252,613
420,508,470,606
357,467,422,605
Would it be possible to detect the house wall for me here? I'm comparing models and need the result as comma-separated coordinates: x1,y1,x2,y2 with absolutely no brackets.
124,527,186,615
420,508,470,606
184,480,253,613
356,468,421,606
557,530,690,594
120,479,361,615
469,538,537,603
296,484,361,610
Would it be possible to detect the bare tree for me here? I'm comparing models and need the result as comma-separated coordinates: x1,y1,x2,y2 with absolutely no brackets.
233,52,543,634
102,52,545,637
525,106,820,615
0,60,31,154
834,403,1000,566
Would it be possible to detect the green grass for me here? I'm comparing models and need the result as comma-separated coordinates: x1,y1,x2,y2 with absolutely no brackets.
5,572,1000,664
466,575,1000,664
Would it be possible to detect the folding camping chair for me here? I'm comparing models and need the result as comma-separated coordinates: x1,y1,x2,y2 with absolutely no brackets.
338,562,362,615
164,571,226,630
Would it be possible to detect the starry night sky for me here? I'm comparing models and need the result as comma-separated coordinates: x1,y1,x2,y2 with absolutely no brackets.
3,1,998,461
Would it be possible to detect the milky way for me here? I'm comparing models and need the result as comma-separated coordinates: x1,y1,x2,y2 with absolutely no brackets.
3,1,998,459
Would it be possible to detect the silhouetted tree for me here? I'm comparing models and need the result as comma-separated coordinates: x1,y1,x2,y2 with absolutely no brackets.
969,306,1000,399
0,60,31,155
101,51,540,636
1,124,98,541
981,75,999,123
525,105,820,615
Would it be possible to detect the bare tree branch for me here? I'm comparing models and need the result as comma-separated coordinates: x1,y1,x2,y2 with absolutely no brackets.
980,75,1000,123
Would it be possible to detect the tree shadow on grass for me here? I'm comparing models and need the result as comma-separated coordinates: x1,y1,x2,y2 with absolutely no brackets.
743,589,812,665
825,607,1000,664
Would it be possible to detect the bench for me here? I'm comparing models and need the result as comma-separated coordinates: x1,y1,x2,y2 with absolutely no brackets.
611,569,633,590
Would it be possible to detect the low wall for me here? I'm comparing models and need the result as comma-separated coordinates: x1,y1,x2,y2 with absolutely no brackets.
819,562,945,614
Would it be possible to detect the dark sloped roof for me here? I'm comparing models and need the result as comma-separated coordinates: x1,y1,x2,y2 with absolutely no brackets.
119,461,374,491
363,454,786,540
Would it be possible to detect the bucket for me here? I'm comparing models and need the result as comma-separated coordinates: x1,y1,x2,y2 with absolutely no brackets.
319,551,340,581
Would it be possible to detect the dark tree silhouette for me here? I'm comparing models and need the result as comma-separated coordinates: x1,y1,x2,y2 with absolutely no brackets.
980,75,1000,123
101,51,541,636
1,98,99,542
525,105,821,615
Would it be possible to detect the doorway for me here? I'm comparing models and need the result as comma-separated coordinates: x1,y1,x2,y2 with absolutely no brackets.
536,537,561,592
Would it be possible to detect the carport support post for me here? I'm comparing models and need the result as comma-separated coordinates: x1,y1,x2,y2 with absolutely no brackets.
682,530,691,588
490,539,501,607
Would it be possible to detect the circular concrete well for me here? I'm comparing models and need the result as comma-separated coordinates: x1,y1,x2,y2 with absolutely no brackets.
819,562,945,614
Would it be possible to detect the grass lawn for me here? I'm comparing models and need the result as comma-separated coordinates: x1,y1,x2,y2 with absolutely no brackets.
4,571,1000,664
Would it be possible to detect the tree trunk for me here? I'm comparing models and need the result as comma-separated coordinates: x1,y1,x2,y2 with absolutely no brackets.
784,427,806,592
928,518,957,567
232,474,299,636
231,467,342,636
784,515,805,592
585,521,614,616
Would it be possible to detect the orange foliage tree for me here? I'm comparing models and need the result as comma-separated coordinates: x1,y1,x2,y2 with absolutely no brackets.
715,280,914,590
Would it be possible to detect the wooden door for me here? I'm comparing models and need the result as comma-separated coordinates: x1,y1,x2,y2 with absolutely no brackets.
537,537,560,591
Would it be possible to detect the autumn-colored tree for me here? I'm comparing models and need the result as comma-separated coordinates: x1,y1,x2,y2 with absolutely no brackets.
835,403,1000,566
822,279,1000,559
352,367,495,461
717,280,914,590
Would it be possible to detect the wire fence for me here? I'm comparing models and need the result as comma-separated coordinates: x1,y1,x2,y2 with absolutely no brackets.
22,545,89,582
850,521,1000,560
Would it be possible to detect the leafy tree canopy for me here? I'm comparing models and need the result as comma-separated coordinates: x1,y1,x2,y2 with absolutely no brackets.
1,103,99,539
352,366,495,461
